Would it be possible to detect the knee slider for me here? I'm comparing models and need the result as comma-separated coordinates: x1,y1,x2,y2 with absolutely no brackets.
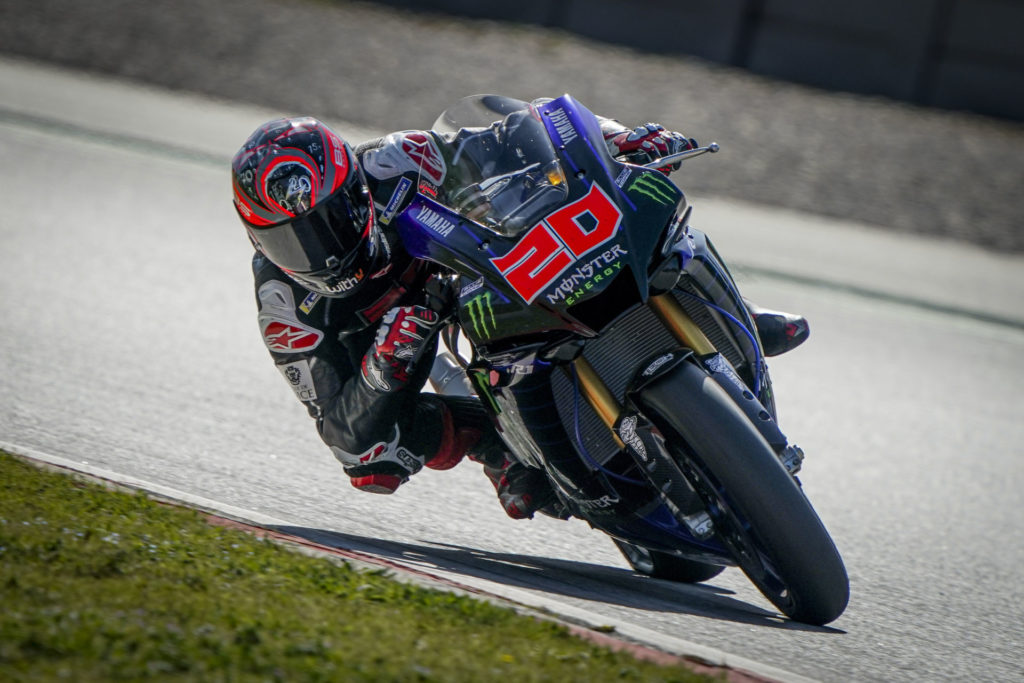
331,427,425,494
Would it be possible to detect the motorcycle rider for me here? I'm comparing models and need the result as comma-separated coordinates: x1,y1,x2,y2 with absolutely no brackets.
230,107,809,520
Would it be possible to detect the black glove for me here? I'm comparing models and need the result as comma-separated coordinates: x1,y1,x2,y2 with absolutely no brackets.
360,305,440,392
605,123,697,173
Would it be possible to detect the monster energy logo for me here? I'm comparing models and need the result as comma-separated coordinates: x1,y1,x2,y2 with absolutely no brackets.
465,292,496,338
627,172,676,205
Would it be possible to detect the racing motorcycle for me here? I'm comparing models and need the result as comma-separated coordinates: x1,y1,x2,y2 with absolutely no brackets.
402,94,848,625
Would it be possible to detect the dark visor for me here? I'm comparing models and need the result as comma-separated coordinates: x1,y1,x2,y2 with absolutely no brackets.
248,177,370,274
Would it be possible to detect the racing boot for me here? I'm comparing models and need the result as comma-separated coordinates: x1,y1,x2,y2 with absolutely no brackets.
478,453,559,520
746,300,810,357
443,395,558,519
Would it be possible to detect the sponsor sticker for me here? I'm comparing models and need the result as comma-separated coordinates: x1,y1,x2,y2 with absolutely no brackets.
490,184,623,303
617,415,647,461
614,166,631,188
395,447,421,472
626,172,676,205
576,494,620,510
379,176,412,226
704,354,745,391
322,268,364,294
277,359,318,401
460,277,485,297
464,291,496,339
642,353,675,377
547,107,579,146
544,244,628,306
299,291,321,314
417,206,456,238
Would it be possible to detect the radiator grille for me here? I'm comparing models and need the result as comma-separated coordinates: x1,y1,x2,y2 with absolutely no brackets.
550,282,750,467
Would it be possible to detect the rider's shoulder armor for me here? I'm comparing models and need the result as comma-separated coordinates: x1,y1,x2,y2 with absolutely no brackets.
359,130,448,186
252,247,433,348
252,252,333,359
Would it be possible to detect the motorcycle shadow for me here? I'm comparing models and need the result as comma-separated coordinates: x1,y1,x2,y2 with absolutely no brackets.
271,524,843,633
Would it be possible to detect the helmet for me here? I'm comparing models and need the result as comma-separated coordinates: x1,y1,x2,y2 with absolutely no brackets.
231,117,389,297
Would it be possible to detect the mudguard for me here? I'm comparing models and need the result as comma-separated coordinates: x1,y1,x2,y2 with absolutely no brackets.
626,349,788,455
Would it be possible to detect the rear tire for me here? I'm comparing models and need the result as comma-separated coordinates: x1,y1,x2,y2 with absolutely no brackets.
636,360,849,625
613,539,725,583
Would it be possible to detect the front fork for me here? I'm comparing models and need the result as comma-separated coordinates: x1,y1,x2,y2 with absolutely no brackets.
568,294,721,537
571,292,715,433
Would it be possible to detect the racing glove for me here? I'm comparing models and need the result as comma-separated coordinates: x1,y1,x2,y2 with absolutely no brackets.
361,305,440,393
605,123,697,173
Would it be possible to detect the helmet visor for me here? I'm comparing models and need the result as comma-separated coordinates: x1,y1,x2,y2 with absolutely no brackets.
246,176,372,274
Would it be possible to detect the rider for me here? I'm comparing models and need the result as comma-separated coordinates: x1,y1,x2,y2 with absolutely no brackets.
230,106,809,520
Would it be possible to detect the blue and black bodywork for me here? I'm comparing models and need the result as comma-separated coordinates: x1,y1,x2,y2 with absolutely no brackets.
395,94,784,567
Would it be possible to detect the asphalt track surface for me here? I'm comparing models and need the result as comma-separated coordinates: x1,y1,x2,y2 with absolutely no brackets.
3,57,1024,682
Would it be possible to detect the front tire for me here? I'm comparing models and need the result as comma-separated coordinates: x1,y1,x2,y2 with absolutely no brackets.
636,360,849,625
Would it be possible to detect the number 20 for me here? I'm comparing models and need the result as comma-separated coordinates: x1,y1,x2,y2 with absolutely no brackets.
490,184,623,303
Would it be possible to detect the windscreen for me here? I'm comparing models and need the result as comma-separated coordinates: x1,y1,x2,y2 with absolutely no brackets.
430,95,568,236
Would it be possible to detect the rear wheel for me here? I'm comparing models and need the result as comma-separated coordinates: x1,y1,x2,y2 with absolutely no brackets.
636,360,849,625
613,539,725,583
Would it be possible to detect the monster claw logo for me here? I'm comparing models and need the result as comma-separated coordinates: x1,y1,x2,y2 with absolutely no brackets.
465,292,497,339
627,172,676,205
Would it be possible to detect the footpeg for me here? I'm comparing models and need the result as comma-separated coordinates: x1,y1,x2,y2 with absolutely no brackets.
779,444,804,475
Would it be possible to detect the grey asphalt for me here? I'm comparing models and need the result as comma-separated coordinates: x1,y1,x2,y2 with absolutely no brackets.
1,0,1023,253
2,56,1024,682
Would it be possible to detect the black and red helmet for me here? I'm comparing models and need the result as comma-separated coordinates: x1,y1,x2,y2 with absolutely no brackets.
231,117,388,297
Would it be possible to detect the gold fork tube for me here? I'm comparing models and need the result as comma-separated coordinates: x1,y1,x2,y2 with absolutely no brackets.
570,357,625,448
649,293,716,355
570,293,713,450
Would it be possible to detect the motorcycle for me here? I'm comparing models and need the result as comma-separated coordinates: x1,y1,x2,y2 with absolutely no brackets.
401,94,848,625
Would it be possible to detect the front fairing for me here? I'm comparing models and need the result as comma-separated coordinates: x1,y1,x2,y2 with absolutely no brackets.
397,96,764,569
396,94,688,354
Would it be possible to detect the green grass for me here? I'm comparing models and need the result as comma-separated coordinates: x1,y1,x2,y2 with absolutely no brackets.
0,452,714,681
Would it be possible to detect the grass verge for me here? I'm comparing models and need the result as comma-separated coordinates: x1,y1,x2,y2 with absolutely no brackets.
0,451,715,681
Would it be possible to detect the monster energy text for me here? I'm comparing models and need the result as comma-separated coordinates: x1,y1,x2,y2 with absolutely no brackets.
465,291,497,338
546,245,628,305
627,173,676,205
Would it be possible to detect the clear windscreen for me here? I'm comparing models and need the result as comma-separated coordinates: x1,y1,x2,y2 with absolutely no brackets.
430,95,568,236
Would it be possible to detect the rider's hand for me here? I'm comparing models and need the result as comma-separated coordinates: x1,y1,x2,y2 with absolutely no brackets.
361,305,440,392
605,123,697,173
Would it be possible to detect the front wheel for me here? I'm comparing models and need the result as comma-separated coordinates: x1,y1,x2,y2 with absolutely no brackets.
636,360,849,625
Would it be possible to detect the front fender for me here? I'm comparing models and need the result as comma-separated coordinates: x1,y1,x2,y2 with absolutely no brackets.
625,350,788,455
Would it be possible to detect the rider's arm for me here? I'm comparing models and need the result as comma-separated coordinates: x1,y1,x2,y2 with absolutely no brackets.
251,254,407,453
251,253,452,489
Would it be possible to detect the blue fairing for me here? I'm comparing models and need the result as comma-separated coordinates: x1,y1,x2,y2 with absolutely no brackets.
396,94,740,566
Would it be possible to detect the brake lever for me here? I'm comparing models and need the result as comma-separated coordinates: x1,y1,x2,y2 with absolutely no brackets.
642,142,720,171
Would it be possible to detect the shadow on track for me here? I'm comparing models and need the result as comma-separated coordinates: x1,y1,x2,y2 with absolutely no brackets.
272,524,843,633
